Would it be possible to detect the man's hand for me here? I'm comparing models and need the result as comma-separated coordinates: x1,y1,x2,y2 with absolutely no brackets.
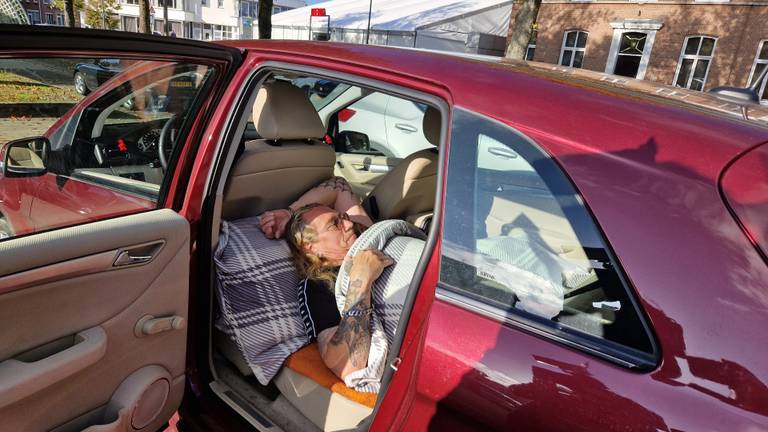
259,209,291,239
348,249,394,293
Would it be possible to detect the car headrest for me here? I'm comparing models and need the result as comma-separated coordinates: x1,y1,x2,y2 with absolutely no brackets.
422,106,441,146
252,81,326,141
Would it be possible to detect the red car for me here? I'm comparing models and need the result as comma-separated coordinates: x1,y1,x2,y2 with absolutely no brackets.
0,25,767,432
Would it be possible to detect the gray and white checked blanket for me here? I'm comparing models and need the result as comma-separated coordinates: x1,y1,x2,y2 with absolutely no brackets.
334,220,427,393
214,216,308,385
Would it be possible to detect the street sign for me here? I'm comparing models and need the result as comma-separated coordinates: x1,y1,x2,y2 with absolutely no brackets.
311,8,326,16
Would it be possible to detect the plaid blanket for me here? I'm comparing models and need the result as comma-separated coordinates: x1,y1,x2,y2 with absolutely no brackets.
214,216,309,385
334,220,426,393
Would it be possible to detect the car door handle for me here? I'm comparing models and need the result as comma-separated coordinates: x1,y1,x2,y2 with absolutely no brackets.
0,326,107,408
112,241,164,267
395,123,418,133
488,146,518,159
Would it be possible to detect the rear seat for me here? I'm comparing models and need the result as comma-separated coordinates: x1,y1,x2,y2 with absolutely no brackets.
214,80,374,431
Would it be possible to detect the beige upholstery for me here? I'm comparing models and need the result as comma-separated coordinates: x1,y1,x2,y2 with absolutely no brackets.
363,106,440,222
422,106,441,146
222,140,335,220
8,146,44,168
364,148,438,221
222,79,336,220
253,81,326,140
274,369,372,432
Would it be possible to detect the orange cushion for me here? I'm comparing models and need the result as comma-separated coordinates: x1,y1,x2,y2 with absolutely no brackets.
284,343,377,408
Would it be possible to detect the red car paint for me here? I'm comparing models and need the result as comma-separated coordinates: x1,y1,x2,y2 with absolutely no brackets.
177,41,768,431
4,39,768,431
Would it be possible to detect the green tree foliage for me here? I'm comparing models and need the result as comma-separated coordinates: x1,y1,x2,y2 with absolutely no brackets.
52,0,121,29
85,0,121,29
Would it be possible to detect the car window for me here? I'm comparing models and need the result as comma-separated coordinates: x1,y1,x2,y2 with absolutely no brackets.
440,108,655,361
279,74,435,159
338,92,434,158
0,57,214,241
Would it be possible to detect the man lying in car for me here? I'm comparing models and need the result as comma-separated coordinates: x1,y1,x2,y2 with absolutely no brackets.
258,176,391,381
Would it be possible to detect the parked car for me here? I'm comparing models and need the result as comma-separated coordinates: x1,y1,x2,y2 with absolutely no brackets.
1,26,767,432
73,58,123,95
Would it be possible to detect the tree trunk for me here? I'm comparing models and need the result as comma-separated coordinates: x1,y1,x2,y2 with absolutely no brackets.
505,0,541,60
138,0,151,33
64,0,76,27
258,0,273,39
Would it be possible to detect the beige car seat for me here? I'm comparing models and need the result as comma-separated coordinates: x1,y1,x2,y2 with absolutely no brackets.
7,146,44,169
216,81,373,431
363,106,440,229
221,81,336,220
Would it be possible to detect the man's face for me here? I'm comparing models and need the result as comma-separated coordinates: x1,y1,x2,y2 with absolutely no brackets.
303,206,358,264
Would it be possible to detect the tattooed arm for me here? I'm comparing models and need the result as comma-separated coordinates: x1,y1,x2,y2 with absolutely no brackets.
317,249,393,380
289,176,370,225
259,176,372,239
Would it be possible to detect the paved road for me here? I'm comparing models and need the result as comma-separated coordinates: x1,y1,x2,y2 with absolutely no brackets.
0,117,57,143
0,58,91,86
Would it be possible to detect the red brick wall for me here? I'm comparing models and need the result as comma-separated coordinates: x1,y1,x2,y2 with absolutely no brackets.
517,2,768,90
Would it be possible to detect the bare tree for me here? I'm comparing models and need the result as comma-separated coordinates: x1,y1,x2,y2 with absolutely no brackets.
138,0,151,33
505,0,541,60
258,0,273,39
64,0,76,27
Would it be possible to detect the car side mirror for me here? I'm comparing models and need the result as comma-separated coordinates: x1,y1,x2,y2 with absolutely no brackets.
336,130,371,153
2,137,49,178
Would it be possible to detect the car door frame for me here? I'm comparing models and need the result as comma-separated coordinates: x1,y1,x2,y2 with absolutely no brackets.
0,25,242,430
181,52,452,430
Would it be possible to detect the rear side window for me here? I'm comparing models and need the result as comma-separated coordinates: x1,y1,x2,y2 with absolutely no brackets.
439,108,656,366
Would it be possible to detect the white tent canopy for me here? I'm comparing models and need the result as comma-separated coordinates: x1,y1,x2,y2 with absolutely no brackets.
271,0,513,55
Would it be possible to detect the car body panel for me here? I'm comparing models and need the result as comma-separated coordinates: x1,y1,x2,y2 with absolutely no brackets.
1,29,766,431
720,141,768,261
0,25,240,432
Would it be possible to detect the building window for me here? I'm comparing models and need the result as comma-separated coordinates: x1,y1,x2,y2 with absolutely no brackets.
614,32,647,77
213,24,233,40
56,14,64,25
201,0,207,6
526,44,535,61
272,6,282,14
124,0,139,4
559,30,587,68
605,19,662,80
27,11,40,24
217,0,223,8
122,15,137,32
673,36,716,91
526,28,537,61
748,40,768,105
45,12,54,23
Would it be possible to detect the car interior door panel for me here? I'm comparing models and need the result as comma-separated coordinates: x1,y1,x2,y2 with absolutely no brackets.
0,209,189,432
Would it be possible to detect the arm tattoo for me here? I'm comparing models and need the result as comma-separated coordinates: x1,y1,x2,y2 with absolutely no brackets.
330,299,372,368
319,176,352,194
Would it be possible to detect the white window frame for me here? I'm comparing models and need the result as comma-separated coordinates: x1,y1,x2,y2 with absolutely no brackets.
605,19,663,80
559,30,588,68
672,35,717,91
747,40,768,105
526,44,535,61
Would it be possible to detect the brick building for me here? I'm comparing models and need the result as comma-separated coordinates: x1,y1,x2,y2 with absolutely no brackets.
21,0,64,25
516,0,768,103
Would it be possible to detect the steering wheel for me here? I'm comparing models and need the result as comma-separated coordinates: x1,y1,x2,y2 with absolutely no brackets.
158,114,179,170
